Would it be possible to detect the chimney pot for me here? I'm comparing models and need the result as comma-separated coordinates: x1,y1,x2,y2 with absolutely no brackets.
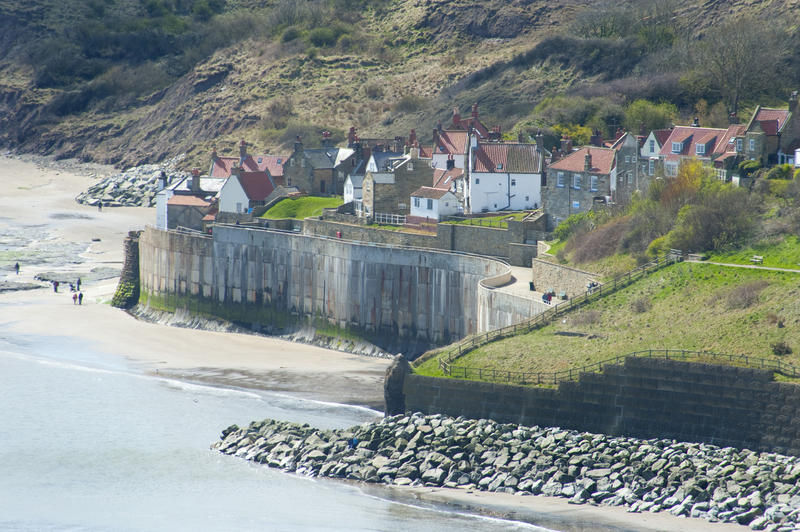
472,103,479,118
584,150,592,172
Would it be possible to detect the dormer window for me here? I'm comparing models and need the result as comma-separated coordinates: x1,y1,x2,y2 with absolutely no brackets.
696,144,705,155
257,157,263,164
497,163,503,170
277,158,282,164
671,142,682,153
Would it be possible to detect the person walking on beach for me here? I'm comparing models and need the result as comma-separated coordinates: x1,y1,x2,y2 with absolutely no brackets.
77,277,81,290
53,280,59,293
98,202,102,212
14,262,19,275
78,292,83,305
72,293,77,305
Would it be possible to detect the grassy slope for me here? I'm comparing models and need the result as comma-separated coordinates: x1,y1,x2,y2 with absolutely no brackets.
416,262,800,377
707,235,800,270
261,196,343,219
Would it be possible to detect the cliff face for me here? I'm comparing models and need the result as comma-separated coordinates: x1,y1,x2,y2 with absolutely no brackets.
0,0,794,168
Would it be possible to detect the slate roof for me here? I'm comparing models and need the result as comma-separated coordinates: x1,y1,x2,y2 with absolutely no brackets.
169,176,226,194
411,186,451,199
548,147,616,174
167,194,212,207
237,172,275,201
370,150,405,172
473,143,542,173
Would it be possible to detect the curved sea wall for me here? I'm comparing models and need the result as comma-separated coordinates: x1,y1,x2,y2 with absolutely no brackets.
213,413,800,529
138,225,519,355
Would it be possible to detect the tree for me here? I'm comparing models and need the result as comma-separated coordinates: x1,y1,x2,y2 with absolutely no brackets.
624,99,677,132
696,16,789,116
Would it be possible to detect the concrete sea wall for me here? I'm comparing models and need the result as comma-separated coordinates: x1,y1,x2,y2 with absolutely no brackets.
403,356,800,457
530,258,597,298
139,225,530,355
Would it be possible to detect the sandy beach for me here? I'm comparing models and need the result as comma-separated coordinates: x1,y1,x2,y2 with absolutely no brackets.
0,154,748,531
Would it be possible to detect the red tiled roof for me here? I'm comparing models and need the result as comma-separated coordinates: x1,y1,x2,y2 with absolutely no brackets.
237,172,274,201
473,143,541,173
717,124,746,154
201,213,217,221
548,147,615,174
754,108,790,135
211,154,287,178
411,186,451,199
418,145,433,158
653,129,672,146
167,194,211,207
254,155,288,178
432,167,464,189
658,126,727,162
433,130,469,156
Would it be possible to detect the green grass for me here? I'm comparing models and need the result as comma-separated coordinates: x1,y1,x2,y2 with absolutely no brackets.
261,196,343,220
706,235,800,270
416,262,800,379
442,212,531,228
544,239,566,256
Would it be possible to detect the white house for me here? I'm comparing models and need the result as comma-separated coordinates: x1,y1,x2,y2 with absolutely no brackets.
409,186,459,221
639,129,672,176
343,174,363,204
467,141,543,213
218,172,275,213
155,172,224,229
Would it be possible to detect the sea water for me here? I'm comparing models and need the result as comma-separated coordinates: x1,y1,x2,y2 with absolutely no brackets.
0,332,547,532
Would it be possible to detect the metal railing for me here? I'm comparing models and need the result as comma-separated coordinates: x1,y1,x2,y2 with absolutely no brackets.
435,252,683,370
441,349,800,386
372,212,406,225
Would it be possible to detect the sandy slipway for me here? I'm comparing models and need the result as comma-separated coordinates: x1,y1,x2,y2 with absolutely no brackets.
214,414,800,531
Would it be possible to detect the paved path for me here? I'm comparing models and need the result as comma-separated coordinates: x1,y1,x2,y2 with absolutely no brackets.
685,259,800,273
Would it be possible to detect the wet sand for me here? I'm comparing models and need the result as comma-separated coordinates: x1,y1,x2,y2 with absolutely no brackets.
0,154,747,531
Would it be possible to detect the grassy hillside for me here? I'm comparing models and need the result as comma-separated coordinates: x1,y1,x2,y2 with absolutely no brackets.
0,0,798,168
416,262,800,378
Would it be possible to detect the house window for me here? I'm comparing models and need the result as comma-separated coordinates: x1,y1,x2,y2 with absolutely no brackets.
625,155,630,163
649,139,655,152
749,138,756,151
236,202,242,213
497,163,503,170
408,163,414,171
696,144,705,155
511,178,516,187
301,158,306,168
590,175,598,191
525,196,529,201
736,138,743,152
648,159,655,175
573,174,581,190
671,142,682,153
414,197,420,207
427,199,433,210
572,201,580,210
556,172,565,187
475,177,480,184
627,173,633,184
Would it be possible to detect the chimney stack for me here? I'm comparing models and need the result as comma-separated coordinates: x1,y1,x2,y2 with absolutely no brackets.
471,103,479,119
590,128,603,147
407,128,417,147
347,126,357,147
211,146,218,161
452,107,461,128
158,170,167,191
446,155,455,170
191,167,201,192
584,150,592,172
322,130,332,148
239,139,247,163
692,117,700,127
790,90,799,113
294,135,303,154
489,125,501,142
560,136,573,154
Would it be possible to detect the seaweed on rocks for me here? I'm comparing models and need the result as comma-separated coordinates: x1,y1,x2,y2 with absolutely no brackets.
214,413,800,530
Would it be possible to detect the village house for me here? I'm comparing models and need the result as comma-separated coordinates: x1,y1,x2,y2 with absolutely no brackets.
361,146,433,218
744,91,800,166
209,140,287,184
282,132,355,195
430,104,489,170
657,122,747,179
639,129,672,177
155,168,222,231
218,167,276,214
408,186,459,222
466,136,544,213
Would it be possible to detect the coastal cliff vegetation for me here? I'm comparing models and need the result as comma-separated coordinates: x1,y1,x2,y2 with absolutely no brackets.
0,0,798,167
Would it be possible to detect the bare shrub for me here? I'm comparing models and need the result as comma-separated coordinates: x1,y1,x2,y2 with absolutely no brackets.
631,297,652,313
772,341,792,356
765,312,780,325
571,216,631,263
572,309,601,325
261,96,294,129
725,280,769,310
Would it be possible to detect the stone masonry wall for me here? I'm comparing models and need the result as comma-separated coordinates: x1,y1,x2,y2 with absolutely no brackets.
139,226,527,355
530,258,597,298
403,357,800,457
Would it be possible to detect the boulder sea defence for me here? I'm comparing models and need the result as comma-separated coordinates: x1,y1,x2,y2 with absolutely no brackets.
214,413,800,530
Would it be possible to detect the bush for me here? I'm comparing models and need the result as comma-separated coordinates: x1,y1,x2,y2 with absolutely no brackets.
572,309,601,325
307,27,337,47
765,164,794,180
631,296,652,313
571,216,631,263
282,26,300,42
725,280,769,309
553,211,593,241
393,94,425,113
772,341,792,356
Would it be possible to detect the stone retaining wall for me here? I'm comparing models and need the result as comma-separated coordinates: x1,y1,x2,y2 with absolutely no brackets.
530,258,597,297
403,357,800,457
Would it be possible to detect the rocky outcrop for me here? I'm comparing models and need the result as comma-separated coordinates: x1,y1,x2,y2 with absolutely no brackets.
74,155,188,208
215,413,800,530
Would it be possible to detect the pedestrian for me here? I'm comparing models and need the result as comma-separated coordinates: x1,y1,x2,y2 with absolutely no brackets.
72,293,77,305
78,292,83,305
14,262,19,275
53,280,59,293
98,202,102,212
77,277,81,290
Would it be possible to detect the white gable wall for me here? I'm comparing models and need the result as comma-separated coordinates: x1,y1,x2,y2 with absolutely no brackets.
469,172,541,213
410,191,459,220
219,177,249,213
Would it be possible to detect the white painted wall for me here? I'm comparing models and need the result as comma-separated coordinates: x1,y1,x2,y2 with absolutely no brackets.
431,153,466,170
410,191,458,220
219,176,248,213
343,176,362,203
468,172,541,213
155,189,173,230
